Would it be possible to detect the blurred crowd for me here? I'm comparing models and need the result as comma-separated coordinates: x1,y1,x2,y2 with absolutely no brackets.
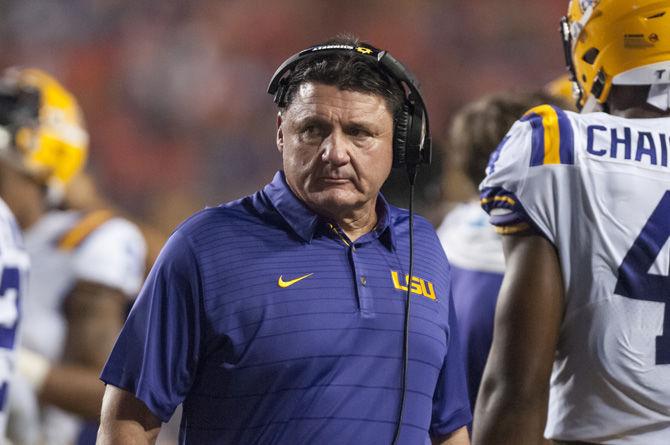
0,0,569,234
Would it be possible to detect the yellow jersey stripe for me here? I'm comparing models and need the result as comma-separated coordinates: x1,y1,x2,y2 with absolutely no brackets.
494,222,531,235
480,195,516,206
525,105,561,165
58,209,114,250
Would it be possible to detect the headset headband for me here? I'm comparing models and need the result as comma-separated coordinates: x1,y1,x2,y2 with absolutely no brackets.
267,42,431,168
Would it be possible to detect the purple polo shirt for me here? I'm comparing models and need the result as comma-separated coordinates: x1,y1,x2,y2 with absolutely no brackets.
101,171,470,444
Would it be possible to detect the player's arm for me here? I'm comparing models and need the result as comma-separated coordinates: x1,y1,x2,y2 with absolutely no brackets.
471,232,564,445
432,426,470,445
37,280,127,419
62,280,127,369
98,385,162,445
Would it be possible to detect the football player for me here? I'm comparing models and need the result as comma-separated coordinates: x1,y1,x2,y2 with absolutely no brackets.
473,1,670,444
0,68,147,445
436,90,568,416
0,71,32,442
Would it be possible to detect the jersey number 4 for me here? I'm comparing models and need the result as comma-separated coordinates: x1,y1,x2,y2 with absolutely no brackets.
615,191,670,365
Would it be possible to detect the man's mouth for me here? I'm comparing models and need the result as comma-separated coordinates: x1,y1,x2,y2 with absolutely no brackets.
321,177,350,184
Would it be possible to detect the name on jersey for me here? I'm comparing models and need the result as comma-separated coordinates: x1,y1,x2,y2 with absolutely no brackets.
586,125,669,167
390,271,436,300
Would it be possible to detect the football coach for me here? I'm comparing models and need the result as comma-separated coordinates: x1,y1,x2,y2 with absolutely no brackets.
97,36,471,445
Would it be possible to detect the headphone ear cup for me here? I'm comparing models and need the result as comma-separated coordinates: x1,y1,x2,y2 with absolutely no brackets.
392,104,411,168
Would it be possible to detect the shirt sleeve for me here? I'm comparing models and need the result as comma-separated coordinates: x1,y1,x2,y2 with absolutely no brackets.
479,116,534,234
100,229,203,422
71,218,147,298
429,274,472,437
479,104,577,242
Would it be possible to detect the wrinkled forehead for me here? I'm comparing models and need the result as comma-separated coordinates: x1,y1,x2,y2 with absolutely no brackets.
286,80,394,116
286,82,394,121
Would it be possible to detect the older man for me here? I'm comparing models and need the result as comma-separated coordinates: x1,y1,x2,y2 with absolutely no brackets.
98,37,470,445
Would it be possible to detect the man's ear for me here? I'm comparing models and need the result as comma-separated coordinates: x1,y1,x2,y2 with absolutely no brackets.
276,112,284,154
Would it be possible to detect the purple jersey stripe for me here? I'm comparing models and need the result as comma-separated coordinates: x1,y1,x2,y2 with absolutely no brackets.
553,106,575,165
520,113,545,166
486,135,510,175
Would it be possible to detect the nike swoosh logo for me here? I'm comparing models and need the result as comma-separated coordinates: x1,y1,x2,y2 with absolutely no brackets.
278,273,314,288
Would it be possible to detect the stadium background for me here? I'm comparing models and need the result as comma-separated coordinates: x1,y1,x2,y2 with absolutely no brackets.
0,0,569,234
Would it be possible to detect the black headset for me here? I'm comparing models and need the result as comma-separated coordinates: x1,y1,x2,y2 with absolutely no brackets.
267,42,431,176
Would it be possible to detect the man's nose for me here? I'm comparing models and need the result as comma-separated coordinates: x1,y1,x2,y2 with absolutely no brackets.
321,130,350,166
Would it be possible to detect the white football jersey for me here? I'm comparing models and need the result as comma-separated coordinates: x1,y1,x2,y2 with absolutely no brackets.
0,198,28,439
19,209,146,445
436,201,505,274
481,105,670,444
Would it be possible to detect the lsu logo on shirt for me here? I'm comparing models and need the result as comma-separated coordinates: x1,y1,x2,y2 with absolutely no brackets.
390,271,436,300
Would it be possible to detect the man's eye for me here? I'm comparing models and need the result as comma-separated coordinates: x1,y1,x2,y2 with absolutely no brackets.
301,125,323,138
348,127,372,138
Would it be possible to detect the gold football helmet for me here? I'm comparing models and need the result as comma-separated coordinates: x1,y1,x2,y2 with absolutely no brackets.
561,0,670,110
544,74,579,111
0,68,88,198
